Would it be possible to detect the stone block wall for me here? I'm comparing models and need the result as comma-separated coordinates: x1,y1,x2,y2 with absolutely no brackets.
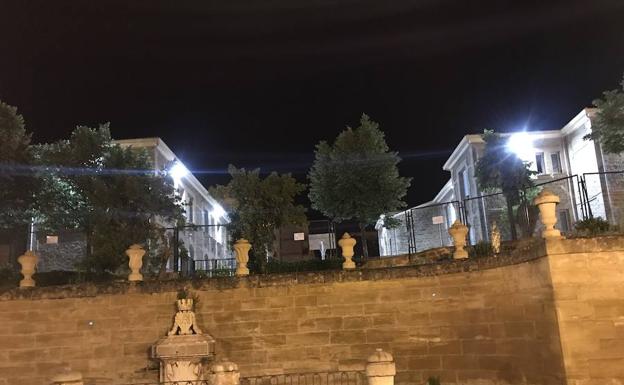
0,252,565,385
2,236,624,385
545,237,624,385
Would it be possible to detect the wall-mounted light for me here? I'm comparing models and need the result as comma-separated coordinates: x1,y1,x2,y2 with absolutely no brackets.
169,161,189,184
507,132,534,161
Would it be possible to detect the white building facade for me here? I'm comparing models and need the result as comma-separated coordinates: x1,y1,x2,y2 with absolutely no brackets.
378,108,624,256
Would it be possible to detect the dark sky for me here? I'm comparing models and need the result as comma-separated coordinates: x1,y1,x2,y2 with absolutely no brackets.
1,0,624,209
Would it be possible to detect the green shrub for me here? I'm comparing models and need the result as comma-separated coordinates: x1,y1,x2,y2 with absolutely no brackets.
468,241,493,258
574,217,613,236
0,263,20,288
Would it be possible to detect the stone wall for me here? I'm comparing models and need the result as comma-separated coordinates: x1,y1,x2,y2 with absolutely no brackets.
544,237,624,385
1,236,624,385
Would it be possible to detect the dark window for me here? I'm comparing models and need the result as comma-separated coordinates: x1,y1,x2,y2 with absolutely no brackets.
458,169,470,198
551,152,562,174
535,153,545,174
188,197,194,223
557,210,571,233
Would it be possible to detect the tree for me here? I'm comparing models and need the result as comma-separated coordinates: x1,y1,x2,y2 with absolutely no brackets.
0,101,37,229
210,165,306,272
34,124,184,273
308,114,411,258
584,77,624,153
475,130,535,240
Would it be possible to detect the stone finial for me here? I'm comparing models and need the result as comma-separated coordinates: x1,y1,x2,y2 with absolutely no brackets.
491,221,501,255
366,348,396,385
51,371,83,385
233,239,251,276
126,244,145,282
448,220,469,259
169,298,202,336
338,233,357,269
533,189,562,239
208,360,240,385
17,250,38,288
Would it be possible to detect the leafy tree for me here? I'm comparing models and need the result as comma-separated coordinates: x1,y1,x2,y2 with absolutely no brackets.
585,77,624,153
475,130,535,240
0,101,37,228
34,124,184,273
308,114,411,258
210,165,306,272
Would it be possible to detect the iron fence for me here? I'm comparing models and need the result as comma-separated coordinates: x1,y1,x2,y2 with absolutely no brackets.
581,171,624,226
379,173,599,257
242,370,366,385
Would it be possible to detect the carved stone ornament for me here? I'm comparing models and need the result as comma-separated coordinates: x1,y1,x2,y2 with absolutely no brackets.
169,299,202,336
152,298,215,383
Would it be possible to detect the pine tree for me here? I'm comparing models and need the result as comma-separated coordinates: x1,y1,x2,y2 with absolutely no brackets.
308,114,411,258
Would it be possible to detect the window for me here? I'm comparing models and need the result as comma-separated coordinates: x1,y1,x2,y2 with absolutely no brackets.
551,152,562,174
557,210,571,233
203,209,209,232
535,153,545,174
187,197,194,223
458,169,470,198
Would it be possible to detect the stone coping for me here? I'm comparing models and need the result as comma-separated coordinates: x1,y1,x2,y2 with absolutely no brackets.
2,235,622,301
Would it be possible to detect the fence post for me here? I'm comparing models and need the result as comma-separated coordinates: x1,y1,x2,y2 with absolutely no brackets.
366,348,396,385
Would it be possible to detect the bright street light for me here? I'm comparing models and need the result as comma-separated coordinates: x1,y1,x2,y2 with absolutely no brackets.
507,132,534,161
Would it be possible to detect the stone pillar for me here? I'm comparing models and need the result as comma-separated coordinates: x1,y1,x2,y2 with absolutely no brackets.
17,250,38,288
233,239,251,276
51,371,83,385
338,233,356,269
534,189,562,239
366,348,396,385
125,244,145,282
448,220,469,259
207,360,240,385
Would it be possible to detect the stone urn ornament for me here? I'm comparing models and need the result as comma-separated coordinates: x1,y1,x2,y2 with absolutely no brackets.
338,233,357,269
233,239,251,276
126,244,145,281
17,250,38,288
533,189,562,239
490,221,501,255
448,220,469,259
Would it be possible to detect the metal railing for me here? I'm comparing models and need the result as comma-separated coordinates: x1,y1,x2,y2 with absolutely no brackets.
192,257,237,277
242,371,366,385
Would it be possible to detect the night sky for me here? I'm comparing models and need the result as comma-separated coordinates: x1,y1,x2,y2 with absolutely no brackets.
1,0,624,211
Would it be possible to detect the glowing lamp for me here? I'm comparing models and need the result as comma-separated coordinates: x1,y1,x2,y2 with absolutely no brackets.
169,161,189,182
507,132,534,161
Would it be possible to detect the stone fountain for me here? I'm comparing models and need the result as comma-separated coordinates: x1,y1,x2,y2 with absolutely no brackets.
152,296,216,382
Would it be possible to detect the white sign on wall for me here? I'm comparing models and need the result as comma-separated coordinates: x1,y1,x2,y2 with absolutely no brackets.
293,232,305,241
432,216,444,225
